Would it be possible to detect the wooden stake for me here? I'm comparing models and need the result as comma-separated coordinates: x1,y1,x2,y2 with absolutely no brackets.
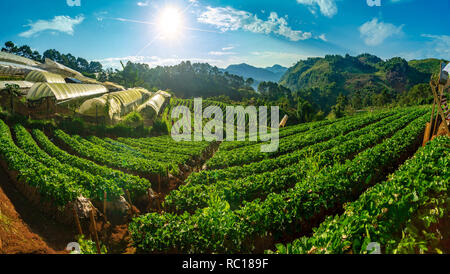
103,191,108,222
89,208,102,254
126,189,134,216
72,203,83,236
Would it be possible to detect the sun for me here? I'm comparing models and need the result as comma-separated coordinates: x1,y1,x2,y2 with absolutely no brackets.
158,7,183,39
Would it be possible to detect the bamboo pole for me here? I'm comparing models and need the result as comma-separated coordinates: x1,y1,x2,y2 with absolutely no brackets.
89,208,102,254
72,203,83,236
432,84,450,135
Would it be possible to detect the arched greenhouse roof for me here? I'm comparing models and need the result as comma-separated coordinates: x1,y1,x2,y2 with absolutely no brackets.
0,52,41,67
27,83,108,101
25,70,66,83
78,88,152,118
137,91,169,117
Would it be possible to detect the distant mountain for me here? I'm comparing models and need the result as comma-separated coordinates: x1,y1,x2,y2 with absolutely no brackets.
279,53,447,111
223,63,288,87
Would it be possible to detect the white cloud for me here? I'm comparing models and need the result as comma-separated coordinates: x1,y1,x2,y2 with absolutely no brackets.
317,34,327,41
197,7,312,41
137,1,148,7
359,18,403,46
222,46,235,51
209,51,236,56
19,15,85,37
296,0,338,17
411,34,450,60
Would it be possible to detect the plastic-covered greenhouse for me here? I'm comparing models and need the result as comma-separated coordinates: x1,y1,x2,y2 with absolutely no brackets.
137,90,171,120
0,81,35,92
0,51,41,67
78,88,152,120
25,70,66,83
39,58,83,77
27,83,108,101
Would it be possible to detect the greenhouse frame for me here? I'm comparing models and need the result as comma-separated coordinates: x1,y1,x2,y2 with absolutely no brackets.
78,88,152,120
25,70,66,84
26,83,108,101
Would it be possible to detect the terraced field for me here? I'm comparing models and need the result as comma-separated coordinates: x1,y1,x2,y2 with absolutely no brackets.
0,105,447,254
128,105,448,254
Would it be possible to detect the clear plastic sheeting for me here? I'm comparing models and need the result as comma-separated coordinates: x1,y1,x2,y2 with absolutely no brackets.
0,81,35,91
0,61,45,75
39,58,83,77
137,90,171,119
103,81,125,91
27,83,108,101
25,70,66,84
78,88,152,119
0,51,41,67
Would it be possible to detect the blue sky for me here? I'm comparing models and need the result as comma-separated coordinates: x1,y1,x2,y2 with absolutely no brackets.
0,0,448,69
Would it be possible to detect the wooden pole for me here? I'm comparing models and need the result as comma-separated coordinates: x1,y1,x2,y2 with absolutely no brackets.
103,191,108,222
126,189,134,216
89,208,102,254
431,84,450,135
72,203,83,236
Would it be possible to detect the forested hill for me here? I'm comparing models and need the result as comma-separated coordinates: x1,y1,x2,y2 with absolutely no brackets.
223,63,288,84
279,54,447,111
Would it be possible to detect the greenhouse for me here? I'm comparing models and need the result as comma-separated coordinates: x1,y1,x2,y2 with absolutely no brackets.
103,81,125,91
0,61,45,76
0,51,40,67
25,70,66,84
0,81,35,92
26,83,108,101
78,88,152,120
137,90,171,120
39,58,83,78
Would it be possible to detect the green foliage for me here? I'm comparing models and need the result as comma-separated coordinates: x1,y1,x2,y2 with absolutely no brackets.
122,111,143,127
129,106,431,253
106,61,257,101
75,235,107,254
280,53,444,112
270,135,449,254
150,119,168,135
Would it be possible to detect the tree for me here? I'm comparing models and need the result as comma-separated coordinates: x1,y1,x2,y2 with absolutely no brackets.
296,98,315,123
331,93,347,118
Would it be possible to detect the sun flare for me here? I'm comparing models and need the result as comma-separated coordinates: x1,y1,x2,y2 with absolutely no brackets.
158,7,183,39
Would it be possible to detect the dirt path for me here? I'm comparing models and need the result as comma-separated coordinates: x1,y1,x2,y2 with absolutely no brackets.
0,167,73,254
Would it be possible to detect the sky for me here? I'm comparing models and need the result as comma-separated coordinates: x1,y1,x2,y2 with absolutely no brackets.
0,0,448,69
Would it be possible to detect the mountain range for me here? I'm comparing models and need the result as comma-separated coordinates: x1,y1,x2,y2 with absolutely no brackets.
222,63,288,87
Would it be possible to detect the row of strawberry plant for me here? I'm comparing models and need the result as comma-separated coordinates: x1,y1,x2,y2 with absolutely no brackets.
129,110,430,253
14,125,123,201
163,108,424,212
32,129,151,197
206,109,395,169
0,120,82,206
268,136,449,254
217,117,342,151
83,135,191,166
54,129,174,176
185,108,415,188
116,137,209,158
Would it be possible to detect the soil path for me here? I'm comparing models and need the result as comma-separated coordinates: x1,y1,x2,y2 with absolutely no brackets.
0,167,73,254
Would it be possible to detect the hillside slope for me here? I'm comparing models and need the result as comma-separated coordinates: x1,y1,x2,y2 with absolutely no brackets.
280,54,447,111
